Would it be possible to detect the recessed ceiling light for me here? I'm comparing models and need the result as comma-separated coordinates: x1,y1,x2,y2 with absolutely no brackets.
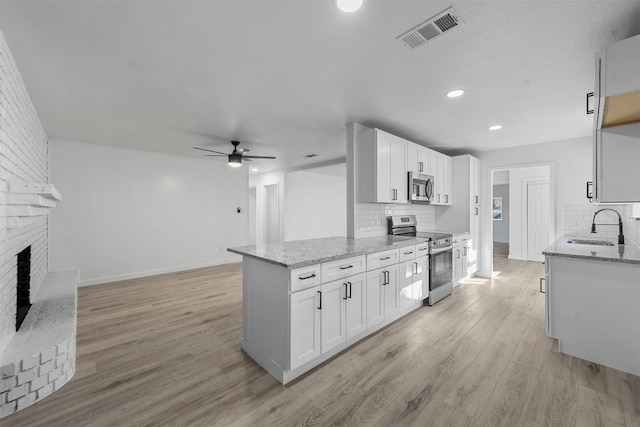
335,0,363,13
489,125,503,131
446,89,464,98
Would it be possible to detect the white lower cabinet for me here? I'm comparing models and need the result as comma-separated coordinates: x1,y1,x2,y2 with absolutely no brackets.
256,244,427,384
321,272,367,353
345,273,367,339
399,256,428,308
452,233,470,284
290,287,321,370
366,264,400,328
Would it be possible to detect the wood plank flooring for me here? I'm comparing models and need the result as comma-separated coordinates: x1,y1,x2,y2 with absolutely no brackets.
2,256,639,426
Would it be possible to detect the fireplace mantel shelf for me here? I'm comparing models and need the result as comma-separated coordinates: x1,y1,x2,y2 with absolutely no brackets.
3,181,62,230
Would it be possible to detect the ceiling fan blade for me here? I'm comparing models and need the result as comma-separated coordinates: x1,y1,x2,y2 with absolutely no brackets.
203,154,226,157
193,146,228,155
243,155,276,159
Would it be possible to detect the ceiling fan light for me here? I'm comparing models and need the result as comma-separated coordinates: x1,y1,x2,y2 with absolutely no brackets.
335,0,363,13
228,154,242,167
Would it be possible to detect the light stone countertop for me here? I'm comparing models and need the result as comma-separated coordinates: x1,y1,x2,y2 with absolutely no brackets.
542,234,640,265
228,235,429,268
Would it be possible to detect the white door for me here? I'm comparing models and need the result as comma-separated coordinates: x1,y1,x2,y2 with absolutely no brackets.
264,183,279,245
527,182,550,262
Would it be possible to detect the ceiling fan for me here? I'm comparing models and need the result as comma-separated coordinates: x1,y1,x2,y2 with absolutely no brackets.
193,140,276,167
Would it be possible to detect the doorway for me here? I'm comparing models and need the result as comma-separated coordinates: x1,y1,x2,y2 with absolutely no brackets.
491,165,552,267
264,183,279,245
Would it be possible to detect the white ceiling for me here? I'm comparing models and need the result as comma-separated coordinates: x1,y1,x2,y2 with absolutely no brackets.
1,0,639,173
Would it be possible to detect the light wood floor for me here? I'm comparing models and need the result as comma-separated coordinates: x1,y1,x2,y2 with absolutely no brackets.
2,256,639,426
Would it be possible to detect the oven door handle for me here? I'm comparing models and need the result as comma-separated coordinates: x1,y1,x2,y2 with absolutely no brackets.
430,245,453,255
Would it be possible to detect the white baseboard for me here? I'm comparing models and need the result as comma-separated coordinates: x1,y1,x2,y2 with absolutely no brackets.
77,257,241,287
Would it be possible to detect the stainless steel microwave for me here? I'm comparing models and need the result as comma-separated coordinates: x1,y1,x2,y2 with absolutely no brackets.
408,171,434,203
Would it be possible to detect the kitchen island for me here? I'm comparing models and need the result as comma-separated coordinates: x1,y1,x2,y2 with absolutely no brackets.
228,235,430,384
542,235,640,376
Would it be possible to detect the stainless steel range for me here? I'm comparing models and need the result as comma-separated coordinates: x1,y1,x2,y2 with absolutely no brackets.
388,215,453,305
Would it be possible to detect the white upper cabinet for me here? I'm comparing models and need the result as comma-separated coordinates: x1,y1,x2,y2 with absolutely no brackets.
428,149,452,206
592,34,640,203
595,34,640,129
407,142,429,174
594,123,640,203
356,128,407,203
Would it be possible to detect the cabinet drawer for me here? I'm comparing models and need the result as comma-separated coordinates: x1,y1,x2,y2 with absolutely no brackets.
322,255,366,283
399,245,416,262
367,249,399,270
290,264,322,292
415,241,429,257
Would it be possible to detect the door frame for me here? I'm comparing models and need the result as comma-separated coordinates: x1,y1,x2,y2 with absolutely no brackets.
488,162,555,276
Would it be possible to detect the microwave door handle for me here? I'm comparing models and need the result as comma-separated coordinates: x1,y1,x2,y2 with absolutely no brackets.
426,179,434,199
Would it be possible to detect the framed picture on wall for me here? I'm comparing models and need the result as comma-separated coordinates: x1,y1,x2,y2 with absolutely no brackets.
492,197,503,221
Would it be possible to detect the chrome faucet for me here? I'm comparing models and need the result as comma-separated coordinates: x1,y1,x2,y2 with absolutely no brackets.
591,208,624,245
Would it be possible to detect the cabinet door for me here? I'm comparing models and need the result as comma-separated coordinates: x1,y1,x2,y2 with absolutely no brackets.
390,136,408,203
461,245,469,278
384,264,400,318
469,156,480,205
414,256,429,302
398,261,415,309
443,155,453,205
595,123,640,203
366,269,385,328
345,273,367,340
407,142,420,173
468,205,479,275
375,130,393,203
321,280,347,353
428,149,440,203
290,287,321,370
453,248,462,282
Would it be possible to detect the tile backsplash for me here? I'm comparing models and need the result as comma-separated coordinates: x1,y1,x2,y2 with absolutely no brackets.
563,204,640,244
354,203,435,238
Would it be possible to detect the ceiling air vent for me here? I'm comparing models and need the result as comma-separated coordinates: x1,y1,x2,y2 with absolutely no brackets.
397,7,464,50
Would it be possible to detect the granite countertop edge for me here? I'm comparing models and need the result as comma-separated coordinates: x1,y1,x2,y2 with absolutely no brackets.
228,235,430,268
542,234,640,265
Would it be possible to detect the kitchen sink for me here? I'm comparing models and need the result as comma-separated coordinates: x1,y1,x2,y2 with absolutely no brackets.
566,238,615,246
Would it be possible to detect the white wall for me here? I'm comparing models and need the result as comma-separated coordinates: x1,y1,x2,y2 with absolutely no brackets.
477,136,592,276
49,140,248,286
507,166,550,260
284,168,346,241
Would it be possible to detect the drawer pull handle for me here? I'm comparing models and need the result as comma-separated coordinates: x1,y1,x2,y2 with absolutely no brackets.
339,265,353,270
380,256,391,260
418,247,427,251
404,251,413,255
299,273,316,280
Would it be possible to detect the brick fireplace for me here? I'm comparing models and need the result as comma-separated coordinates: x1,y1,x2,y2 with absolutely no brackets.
0,30,77,418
